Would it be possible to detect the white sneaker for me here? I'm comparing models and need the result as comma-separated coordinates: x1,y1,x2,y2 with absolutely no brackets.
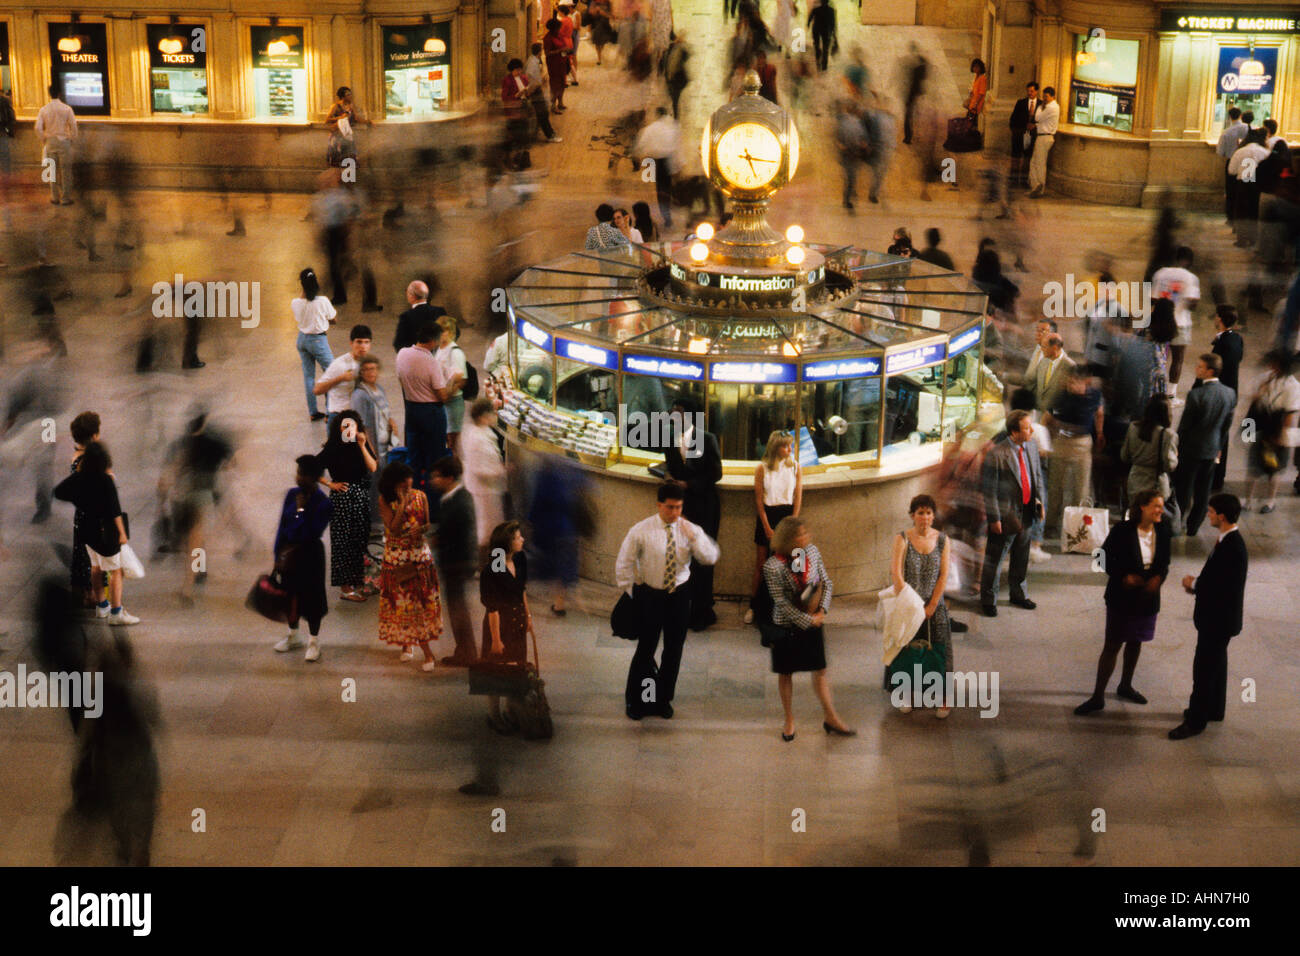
743,609,754,625
421,660,437,672
1029,545,1052,563
274,632,303,653
547,135,564,143
399,649,414,662
898,704,914,715
94,604,110,619
304,641,321,663
108,608,140,626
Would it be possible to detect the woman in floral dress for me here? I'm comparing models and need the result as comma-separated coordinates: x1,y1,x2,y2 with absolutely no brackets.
377,462,442,670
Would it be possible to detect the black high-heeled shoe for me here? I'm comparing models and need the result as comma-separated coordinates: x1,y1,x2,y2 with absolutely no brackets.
823,721,857,737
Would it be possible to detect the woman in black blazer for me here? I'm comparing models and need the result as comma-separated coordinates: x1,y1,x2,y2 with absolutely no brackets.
1075,489,1172,715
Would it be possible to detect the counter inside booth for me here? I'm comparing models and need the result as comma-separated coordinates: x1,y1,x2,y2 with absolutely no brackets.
496,246,1002,596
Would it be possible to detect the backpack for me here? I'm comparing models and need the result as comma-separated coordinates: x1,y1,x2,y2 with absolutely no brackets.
453,345,480,400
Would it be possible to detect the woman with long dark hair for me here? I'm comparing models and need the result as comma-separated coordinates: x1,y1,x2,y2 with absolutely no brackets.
317,410,378,601
479,521,535,733
292,267,337,422
273,455,332,661
1074,489,1171,715
1121,396,1179,503
377,461,442,670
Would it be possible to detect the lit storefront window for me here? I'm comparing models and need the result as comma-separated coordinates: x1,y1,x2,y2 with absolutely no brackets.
250,25,306,120
382,23,452,118
49,21,111,115
147,23,208,114
1071,33,1139,132
1,23,10,94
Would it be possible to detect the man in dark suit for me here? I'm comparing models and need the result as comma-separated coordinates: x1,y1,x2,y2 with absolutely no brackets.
430,456,479,665
663,398,722,631
979,410,1045,616
393,280,446,354
1170,494,1248,739
1173,353,1235,535
1008,82,1040,188
1209,306,1244,491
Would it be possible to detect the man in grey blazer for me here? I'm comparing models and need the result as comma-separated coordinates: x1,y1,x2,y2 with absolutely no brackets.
1033,333,1075,416
979,410,1046,616
1173,353,1235,536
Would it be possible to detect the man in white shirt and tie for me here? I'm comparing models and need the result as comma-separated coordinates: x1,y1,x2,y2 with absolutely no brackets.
1027,86,1059,198
616,480,720,720
35,84,78,205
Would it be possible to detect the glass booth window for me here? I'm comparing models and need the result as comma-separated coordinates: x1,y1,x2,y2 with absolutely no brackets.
1212,47,1276,131
382,23,452,118
49,21,111,115
147,24,208,114
709,381,800,461
1071,33,1138,132
884,362,946,451
251,26,306,120
802,374,882,459
941,347,981,440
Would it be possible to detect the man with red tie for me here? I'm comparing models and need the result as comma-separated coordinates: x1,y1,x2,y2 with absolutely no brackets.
979,410,1046,617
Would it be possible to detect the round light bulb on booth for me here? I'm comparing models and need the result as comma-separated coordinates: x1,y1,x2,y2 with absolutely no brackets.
696,222,715,241
785,225,804,244
690,242,709,262
786,246,806,266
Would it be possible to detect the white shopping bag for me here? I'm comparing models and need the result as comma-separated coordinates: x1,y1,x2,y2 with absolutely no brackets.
1061,501,1109,554
119,544,146,580
876,583,926,666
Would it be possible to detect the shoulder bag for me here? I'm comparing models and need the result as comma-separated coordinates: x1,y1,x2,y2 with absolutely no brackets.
469,628,553,740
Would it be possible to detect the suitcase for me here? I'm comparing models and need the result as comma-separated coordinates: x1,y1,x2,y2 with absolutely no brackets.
944,114,983,153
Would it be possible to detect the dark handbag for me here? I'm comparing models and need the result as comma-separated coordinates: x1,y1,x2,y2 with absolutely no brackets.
610,591,639,640
246,570,293,623
887,621,946,695
944,114,983,153
469,629,552,740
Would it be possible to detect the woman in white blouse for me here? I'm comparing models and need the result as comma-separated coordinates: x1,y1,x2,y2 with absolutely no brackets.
462,398,507,552
435,316,469,457
292,268,337,421
746,431,802,625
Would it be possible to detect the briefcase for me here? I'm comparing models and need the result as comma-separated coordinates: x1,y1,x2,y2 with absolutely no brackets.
610,591,639,640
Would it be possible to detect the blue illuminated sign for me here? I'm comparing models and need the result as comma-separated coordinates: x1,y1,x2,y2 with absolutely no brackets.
802,357,882,381
709,361,799,384
622,354,706,380
947,325,981,358
886,343,945,374
514,313,551,351
556,337,616,370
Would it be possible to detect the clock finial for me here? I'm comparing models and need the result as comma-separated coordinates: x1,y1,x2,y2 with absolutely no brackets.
742,70,761,95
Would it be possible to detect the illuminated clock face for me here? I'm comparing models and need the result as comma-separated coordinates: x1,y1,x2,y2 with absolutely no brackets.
714,122,783,190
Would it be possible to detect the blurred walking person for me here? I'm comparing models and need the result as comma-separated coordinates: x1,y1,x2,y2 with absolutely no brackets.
36,84,77,205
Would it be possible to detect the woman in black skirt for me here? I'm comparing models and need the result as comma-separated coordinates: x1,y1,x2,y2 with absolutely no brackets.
316,411,378,602
273,455,332,662
1074,489,1171,715
763,516,854,741
480,520,535,734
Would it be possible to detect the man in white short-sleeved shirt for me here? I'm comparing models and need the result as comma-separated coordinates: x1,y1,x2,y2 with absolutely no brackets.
35,84,78,204
314,324,373,426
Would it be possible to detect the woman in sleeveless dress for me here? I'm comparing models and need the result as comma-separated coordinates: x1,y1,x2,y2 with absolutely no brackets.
889,493,953,717
377,461,442,670
746,431,801,625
